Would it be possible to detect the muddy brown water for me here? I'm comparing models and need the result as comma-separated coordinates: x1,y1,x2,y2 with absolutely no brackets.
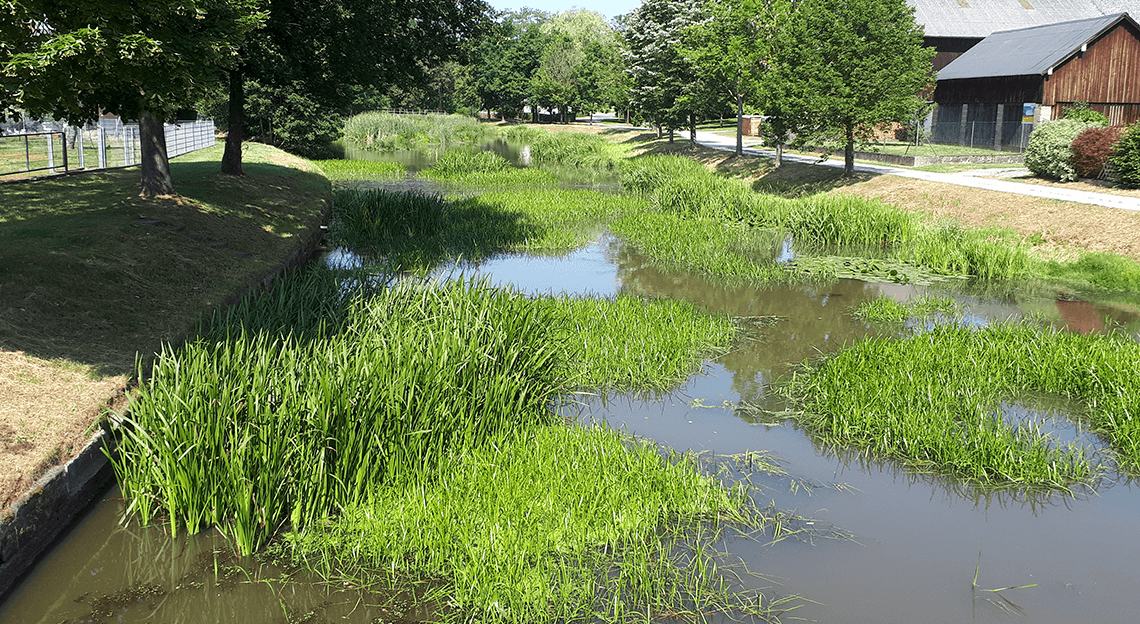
5,185,1140,622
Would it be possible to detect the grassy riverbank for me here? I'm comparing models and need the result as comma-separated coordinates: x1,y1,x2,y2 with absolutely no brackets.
0,142,330,507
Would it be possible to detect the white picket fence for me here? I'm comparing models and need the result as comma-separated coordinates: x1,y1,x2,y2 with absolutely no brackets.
0,118,216,179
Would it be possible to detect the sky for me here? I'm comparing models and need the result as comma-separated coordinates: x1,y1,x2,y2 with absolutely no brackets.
485,0,642,21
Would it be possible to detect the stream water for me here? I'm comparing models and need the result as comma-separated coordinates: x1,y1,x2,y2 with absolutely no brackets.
4,164,1140,623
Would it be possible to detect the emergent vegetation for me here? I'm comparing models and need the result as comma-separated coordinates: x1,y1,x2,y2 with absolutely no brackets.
782,321,1140,486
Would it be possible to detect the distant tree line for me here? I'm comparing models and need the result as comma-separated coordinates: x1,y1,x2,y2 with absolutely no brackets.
0,0,933,194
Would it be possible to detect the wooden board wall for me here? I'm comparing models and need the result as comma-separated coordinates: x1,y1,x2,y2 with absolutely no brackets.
1045,21,1140,106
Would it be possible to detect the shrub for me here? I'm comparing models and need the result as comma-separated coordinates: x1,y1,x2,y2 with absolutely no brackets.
1070,125,1125,178
1024,119,1099,181
1108,122,1140,188
1060,102,1111,126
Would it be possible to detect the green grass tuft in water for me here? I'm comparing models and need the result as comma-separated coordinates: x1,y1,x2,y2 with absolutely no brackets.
782,322,1140,486
852,295,961,323
281,424,768,623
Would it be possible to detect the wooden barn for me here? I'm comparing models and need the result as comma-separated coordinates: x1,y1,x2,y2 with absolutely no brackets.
908,0,1139,71
930,12,1140,149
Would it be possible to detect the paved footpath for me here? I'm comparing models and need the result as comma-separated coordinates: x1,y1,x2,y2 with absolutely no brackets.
691,130,1140,213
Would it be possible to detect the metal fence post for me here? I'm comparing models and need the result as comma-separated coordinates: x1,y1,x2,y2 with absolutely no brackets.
47,133,55,172
24,134,31,171
78,127,85,169
61,132,68,172
98,126,107,168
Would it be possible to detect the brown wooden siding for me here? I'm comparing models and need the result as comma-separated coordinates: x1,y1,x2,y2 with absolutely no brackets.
1054,102,1140,125
925,37,982,72
933,76,1043,105
1044,22,1140,105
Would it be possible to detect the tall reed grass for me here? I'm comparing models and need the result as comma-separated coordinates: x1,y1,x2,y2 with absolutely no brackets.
783,322,1140,485
282,424,770,623
115,276,564,553
420,149,559,187
342,112,493,150
550,295,736,391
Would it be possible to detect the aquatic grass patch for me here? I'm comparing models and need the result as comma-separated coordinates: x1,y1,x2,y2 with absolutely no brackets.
783,322,1140,486
420,149,559,187
331,186,642,271
901,222,1033,281
619,154,709,195
332,188,448,250
526,130,627,169
113,276,564,554
851,294,961,323
343,112,493,150
611,212,797,283
1044,251,1140,292
281,424,777,624
315,159,404,181
550,295,737,392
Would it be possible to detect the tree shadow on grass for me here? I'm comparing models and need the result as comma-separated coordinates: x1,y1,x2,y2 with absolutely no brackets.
0,159,330,378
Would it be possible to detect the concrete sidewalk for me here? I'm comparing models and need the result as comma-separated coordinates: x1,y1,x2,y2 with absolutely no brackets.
692,130,1140,213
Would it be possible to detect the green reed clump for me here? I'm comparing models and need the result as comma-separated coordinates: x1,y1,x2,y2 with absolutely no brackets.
549,295,736,392
765,194,920,247
114,277,563,554
420,149,560,187
611,212,795,283
619,154,709,195
525,130,626,169
1044,251,1140,292
343,112,493,150
852,294,960,323
783,322,1140,486
315,159,404,181
900,222,1033,280
281,424,761,624
331,188,448,249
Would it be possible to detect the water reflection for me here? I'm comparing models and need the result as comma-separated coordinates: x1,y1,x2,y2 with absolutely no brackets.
0,490,406,624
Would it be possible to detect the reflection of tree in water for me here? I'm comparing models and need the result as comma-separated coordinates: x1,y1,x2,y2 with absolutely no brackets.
613,246,897,401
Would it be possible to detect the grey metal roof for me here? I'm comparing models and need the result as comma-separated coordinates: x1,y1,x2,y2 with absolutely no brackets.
936,12,1135,78
908,0,1140,39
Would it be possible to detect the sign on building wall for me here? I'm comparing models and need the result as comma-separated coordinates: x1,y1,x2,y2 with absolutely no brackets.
1022,103,1036,123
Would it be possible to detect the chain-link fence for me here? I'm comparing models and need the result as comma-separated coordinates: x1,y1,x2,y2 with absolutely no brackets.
0,117,216,180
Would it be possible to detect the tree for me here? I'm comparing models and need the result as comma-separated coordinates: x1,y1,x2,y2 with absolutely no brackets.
219,0,489,173
773,0,934,174
682,0,788,155
1,0,265,195
468,10,548,121
625,0,706,143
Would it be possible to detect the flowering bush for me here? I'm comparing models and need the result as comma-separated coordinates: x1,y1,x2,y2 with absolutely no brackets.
1024,119,1101,181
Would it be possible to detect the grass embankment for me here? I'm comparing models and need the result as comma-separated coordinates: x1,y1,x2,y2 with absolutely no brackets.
0,142,329,506
116,266,763,622
782,322,1140,486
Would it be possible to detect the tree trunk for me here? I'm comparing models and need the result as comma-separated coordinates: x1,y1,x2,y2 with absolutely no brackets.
776,143,784,168
844,121,855,176
655,124,662,139
689,113,696,146
735,94,743,156
139,109,174,197
625,108,630,124
668,127,674,143
221,69,245,176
